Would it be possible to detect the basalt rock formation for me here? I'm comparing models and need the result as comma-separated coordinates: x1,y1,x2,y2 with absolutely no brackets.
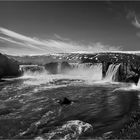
0,53,21,79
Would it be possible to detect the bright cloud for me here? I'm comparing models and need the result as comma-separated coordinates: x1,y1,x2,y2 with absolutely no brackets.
0,27,122,55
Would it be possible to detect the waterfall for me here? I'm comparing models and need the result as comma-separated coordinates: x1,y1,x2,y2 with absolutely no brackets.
68,63,103,81
19,63,120,83
18,63,103,86
19,63,103,83
19,65,47,78
104,64,120,82
57,62,61,74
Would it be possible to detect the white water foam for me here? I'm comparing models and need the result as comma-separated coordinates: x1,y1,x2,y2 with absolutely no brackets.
117,78,140,91
35,120,93,140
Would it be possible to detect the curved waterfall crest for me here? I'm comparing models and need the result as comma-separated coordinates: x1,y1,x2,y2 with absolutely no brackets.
19,62,121,83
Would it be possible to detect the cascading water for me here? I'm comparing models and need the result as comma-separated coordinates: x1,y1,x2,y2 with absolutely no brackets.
19,63,103,86
67,63,103,81
104,63,120,82
19,63,122,85
20,65,48,78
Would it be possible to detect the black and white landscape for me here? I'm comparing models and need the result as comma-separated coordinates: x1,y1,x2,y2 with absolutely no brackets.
1,1,140,139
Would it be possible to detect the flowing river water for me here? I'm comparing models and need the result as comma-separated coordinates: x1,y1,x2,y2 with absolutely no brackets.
0,63,140,139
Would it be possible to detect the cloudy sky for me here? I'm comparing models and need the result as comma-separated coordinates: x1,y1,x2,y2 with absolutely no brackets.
0,1,140,55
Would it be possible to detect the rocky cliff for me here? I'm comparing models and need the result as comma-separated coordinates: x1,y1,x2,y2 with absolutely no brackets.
0,53,21,79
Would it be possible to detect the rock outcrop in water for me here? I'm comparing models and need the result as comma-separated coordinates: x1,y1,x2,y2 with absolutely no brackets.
0,53,21,79
57,97,72,105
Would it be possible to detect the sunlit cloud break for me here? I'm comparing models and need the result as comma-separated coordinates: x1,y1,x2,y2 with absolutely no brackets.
0,27,122,55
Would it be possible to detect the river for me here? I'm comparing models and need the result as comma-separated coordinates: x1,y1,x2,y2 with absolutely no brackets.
0,63,140,139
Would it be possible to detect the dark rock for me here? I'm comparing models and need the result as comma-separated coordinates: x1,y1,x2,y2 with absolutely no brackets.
0,53,21,79
57,97,72,105
125,75,139,85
